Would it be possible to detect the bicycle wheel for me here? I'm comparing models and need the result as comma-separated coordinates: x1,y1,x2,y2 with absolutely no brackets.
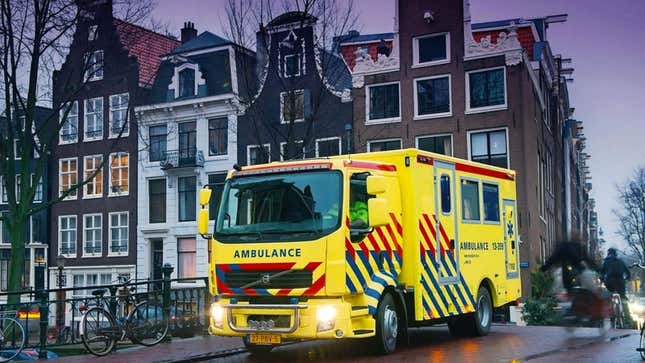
127,301,168,346
80,307,117,356
0,317,26,363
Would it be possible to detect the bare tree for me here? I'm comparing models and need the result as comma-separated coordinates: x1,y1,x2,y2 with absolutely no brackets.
615,166,645,264
0,0,154,304
224,0,358,162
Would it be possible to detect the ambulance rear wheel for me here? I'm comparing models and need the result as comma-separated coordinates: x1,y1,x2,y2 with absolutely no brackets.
374,292,399,354
470,286,492,336
243,336,274,355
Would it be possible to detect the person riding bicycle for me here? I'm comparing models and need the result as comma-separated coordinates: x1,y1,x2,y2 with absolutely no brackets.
540,240,600,292
601,247,631,297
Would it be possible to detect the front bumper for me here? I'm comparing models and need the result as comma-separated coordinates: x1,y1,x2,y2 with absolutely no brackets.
208,298,375,340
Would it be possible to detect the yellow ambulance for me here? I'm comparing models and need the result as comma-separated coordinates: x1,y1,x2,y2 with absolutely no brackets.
197,148,521,354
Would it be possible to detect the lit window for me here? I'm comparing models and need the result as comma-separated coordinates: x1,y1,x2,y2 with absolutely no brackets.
109,93,129,137
59,101,78,144
59,215,77,256
178,238,197,279
84,155,103,198
109,152,129,196
59,158,78,199
85,50,104,82
84,97,103,141
83,214,102,256
109,212,128,255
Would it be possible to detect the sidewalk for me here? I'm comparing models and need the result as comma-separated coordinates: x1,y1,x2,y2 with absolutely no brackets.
50,335,245,363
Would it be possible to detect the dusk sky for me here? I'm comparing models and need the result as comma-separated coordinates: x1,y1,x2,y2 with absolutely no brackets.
153,0,645,251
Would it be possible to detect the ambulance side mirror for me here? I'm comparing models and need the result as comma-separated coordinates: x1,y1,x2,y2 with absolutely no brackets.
199,187,212,207
368,198,389,227
197,188,212,239
366,175,387,195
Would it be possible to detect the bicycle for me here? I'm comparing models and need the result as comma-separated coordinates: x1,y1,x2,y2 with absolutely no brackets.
610,293,624,329
0,311,26,362
79,278,168,356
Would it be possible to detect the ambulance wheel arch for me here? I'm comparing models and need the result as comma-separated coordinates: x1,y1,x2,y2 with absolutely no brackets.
374,288,408,354
478,278,497,307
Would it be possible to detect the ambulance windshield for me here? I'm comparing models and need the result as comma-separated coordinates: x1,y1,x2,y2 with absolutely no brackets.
215,171,342,242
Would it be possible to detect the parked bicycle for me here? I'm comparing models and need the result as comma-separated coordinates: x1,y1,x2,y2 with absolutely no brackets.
79,277,168,356
0,311,26,362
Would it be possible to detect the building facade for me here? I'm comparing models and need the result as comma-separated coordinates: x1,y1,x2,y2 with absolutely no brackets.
135,23,255,285
49,0,178,301
339,0,579,297
237,12,353,166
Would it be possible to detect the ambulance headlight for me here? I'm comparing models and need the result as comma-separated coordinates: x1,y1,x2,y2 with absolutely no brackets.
316,305,337,332
210,303,224,328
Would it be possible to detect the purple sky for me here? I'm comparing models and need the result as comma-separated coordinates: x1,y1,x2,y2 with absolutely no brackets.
153,0,645,251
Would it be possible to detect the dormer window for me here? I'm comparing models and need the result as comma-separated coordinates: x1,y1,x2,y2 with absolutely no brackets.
179,68,195,97
280,30,304,78
85,50,104,82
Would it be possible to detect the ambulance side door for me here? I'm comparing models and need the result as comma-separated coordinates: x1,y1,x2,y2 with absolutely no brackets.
503,199,519,278
434,160,459,284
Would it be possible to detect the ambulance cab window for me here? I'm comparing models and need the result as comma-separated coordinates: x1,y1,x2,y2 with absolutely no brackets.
440,174,451,214
349,173,371,228
483,183,500,222
461,179,480,221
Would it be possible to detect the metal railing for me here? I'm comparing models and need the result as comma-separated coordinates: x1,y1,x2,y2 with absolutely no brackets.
0,264,211,359
160,149,205,170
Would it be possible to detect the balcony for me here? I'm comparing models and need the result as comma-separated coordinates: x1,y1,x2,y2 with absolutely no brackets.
160,148,204,171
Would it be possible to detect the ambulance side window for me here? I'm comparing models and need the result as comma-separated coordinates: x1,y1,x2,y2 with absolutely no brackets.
482,183,500,222
440,175,451,214
461,179,480,221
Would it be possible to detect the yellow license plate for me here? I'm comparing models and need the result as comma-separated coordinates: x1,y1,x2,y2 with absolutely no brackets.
249,334,281,345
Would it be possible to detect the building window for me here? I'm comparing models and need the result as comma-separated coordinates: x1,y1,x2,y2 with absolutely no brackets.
280,90,305,123
109,152,129,196
178,176,196,222
247,144,270,165
0,250,9,290
109,93,129,138
149,179,166,224
32,174,43,202
15,175,21,200
88,25,98,41
177,238,196,279
413,33,450,66
483,183,500,222
316,137,341,157
84,155,103,198
72,274,85,296
149,125,167,162
59,158,78,199
59,215,77,256
461,179,480,221
208,174,227,221
84,97,103,141
30,213,43,243
208,118,228,156
13,139,22,160
83,214,102,256
0,177,6,204
109,212,128,255
367,82,400,122
368,139,402,152
466,67,506,112
179,68,195,97
283,53,301,77
469,129,508,168
179,121,197,164
280,140,305,161
416,134,453,156
59,101,78,144
414,75,451,118
0,212,8,243
85,50,104,82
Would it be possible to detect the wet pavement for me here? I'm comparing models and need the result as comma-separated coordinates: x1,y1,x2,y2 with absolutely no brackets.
50,325,641,363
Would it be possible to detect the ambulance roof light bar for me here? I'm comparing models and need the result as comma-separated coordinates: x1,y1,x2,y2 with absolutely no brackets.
232,162,333,178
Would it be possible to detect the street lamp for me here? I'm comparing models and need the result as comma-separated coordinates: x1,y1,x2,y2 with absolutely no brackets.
56,255,66,343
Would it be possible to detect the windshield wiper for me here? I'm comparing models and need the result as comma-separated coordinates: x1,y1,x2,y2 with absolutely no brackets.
216,231,263,240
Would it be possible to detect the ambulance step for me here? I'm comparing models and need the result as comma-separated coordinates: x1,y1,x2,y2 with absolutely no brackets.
351,306,369,317
353,329,374,335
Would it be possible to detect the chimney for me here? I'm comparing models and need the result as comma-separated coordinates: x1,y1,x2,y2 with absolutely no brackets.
181,21,197,44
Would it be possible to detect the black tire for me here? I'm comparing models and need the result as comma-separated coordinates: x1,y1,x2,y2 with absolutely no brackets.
128,301,169,346
80,307,117,357
447,316,468,337
0,317,26,363
374,292,399,354
461,286,493,337
243,336,274,355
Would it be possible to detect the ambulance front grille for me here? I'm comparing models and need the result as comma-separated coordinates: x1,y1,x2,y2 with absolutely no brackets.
224,270,312,289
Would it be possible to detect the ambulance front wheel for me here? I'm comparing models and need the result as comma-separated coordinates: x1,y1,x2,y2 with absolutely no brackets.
374,292,399,354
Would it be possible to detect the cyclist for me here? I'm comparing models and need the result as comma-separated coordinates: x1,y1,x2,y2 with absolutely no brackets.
540,240,600,291
601,247,633,327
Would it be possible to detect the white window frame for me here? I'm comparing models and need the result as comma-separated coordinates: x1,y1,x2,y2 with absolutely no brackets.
173,63,200,99
465,66,508,114
15,175,20,200
58,215,77,258
32,174,43,203
29,214,41,243
415,133,454,156
315,137,342,157
88,25,98,41
0,211,7,243
366,81,401,125
0,176,6,204
13,139,21,160
279,140,305,161
85,50,104,82
83,155,103,199
84,97,104,141
108,152,129,197
59,157,78,200
247,144,271,165
109,93,129,138
59,101,78,144
280,90,305,124
466,127,510,169
283,53,301,78
412,32,451,67
413,74,452,120
367,138,402,152
108,211,128,257
82,213,102,257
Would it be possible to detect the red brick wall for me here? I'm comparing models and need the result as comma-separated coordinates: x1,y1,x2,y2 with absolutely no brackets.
473,26,536,59
339,41,393,71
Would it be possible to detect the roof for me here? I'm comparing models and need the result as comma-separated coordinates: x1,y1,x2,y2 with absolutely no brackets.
169,31,232,55
320,49,352,91
336,32,394,45
267,12,317,27
472,18,529,30
114,19,180,86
